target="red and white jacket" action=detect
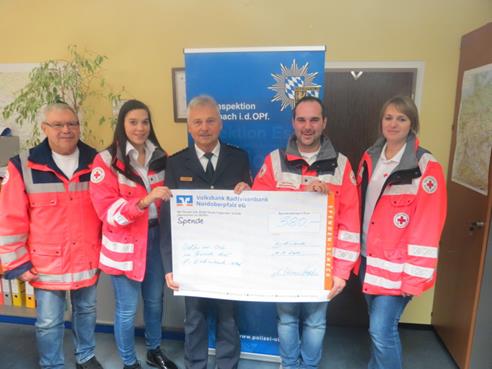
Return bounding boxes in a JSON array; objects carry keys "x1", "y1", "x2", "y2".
[
  {"x1": 89, "y1": 147, "x2": 166, "y2": 282},
  {"x1": 357, "y1": 134, "x2": 447, "y2": 296},
  {"x1": 253, "y1": 136, "x2": 360, "y2": 280},
  {"x1": 0, "y1": 139, "x2": 101, "y2": 290}
]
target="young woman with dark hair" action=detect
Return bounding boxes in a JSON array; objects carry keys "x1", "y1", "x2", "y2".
[{"x1": 90, "y1": 99, "x2": 177, "y2": 369}]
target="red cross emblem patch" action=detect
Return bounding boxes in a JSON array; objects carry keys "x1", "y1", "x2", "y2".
[
  {"x1": 393, "y1": 212, "x2": 410, "y2": 229},
  {"x1": 422, "y1": 176, "x2": 438, "y2": 194},
  {"x1": 90, "y1": 167, "x2": 105, "y2": 184}
]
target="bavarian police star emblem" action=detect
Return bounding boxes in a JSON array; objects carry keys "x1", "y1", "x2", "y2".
[
  {"x1": 90, "y1": 167, "x2": 105, "y2": 183},
  {"x1": 422, "y1": 176, "x2": 438, "y2": 194},
  {"x1": 268, "y1": 60, "x2": 320, "y2": 111},
  {"x1": 1, "y1": 170, "x2": 9, "y2": 185},
  {"x1": 393, "y1": 212, "x2": 410, "y2": 229}
]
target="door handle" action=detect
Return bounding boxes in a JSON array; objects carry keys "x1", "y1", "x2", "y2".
[{"x1": 469, "y1": 221, "x2": 485, "y2": 232}]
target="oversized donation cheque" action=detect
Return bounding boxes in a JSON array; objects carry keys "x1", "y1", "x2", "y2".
[{"x1": 170, "y1": 189, "x2": 336, "y2": 302}]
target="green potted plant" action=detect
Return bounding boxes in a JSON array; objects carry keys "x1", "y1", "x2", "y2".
[{"x1": 2, "y1": 45, "x2": 124, "y2": 148}]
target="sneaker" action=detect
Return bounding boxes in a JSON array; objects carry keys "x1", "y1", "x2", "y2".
[
  {"x1": 123, "y1": 362, "x2": 142, "y2": 369},
  {"x1": 146, "y1": 348, "x2": 178, "y2": 369},
  {"x1": 76, "y1": 356, "x2": 104, "y2": 369}
]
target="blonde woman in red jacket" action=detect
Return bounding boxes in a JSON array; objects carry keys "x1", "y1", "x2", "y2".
[
  {"x1": 90, "y1": 100, "x2": 177, "y2": 369},
  {"x1": 357, "y1": 96, "x2": 447, "y2": 369}
]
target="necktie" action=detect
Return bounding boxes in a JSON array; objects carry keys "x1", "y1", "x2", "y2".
[{"x1": 204, "y1": 152, "x2": 214, "y2": 181}]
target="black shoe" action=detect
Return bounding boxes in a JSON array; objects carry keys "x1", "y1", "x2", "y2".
[
  {"x1": 123, "y1": 362, "x2": 142, "y2": 369},
  {"x1": 76, "y1": 356, "x2": 104, "y2": 369},
  {"x1": 146, "y1": 349, "x2": 178, "y2": 369}
]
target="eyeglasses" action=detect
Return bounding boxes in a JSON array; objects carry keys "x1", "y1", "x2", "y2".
[{"x1": 43, "y1": 121, "x2": 80, "y2": 130}]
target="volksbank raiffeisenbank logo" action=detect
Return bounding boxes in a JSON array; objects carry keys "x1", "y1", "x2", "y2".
[
  {"x1": 176, "y1": 195, "x2": 193, "y2": 206},
  {"x1": 269, "y1": 60, "x2": 320, "y2": 111}
]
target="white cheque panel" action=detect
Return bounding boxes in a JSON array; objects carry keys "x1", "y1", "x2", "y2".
[{"x1": 171, "y1": 190, "x2": 332, "y2": 302}]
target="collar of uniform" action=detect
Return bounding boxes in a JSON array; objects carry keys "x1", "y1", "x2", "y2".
[
  {"x1": 28, "y1": 138, "x2": 96, "y2": 172},
  {"x1": 148, "y1": 147, "x2": 167, "y2": 172},
  {"x1": 367, "y1": 132, "x2": 420, "y2": 176},
  {"x1": 125, "y1": 140, "x2": 156, "y2": 166},
  {"x1": 285, "y1": 134, "x2": 337, "y2": 163},
  {"x1": 194, "y1": 141, "x2": 221, "y2": 160},
  {"x1": 114, "y1": 142, "x2": 166, "y2": 173},
  {"x1": 380, "y1": 143, "x2": 406, "y2": 164}
]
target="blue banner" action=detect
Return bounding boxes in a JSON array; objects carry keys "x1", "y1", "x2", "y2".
[
  {"x1": 185, "y1": 47, "x2": 325, "y2": 174},
  {"x1": 184, "y1": 46, "x2": 325, "y2": 358}
]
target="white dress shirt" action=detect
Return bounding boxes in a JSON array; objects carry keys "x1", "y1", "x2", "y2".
[
  {"x1": 361, "y1": 143, "x2": 406, "y2": 256},
  {"x1": 126, "y1": 140, "x2": 158, "y2": 220},
  {"x1": 195, "y1": 142, "x2": 221, "y2": 171}
]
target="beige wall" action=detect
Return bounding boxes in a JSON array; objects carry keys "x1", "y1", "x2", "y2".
[{"x1": 1, "y1": 0, "x2": 491, "y2": 324}]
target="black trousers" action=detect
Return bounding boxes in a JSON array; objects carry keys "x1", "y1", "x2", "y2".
[{"x1": 184, "y1": 296, "x2": 241, "y2": 369}]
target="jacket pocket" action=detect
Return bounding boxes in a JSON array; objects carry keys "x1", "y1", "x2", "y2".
[
  {"x1": 29, "y1": 195, "x2": 58, "y2": 207},
  {"x1": 31, "y1": 243, "x2": 63, "y2": 273},
  {"x1": 389, "y1": 194, "x2": 415, "y2": 207}
]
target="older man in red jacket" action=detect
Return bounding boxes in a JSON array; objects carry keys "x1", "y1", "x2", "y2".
[{"x1": 0, "y1": 103, "x2": 103, "y2": 369}]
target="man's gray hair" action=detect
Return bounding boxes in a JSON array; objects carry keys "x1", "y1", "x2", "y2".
[
  {"x1": 186, "y1": 95, "x2": 221, "y2": 118},
  {"x1": 43, "y1": 102, "x2": 78, "y2": 119}
]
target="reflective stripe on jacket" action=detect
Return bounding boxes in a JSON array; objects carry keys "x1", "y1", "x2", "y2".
[
  {"x1": 357, "y1": 134, "x2": 447, "y2": 296},
  {"x1": 252, "y1": 135, "x2": 361, "y2": 280},
  {"x1": 89, "y1": 148, "x2": 166, "y2": 282},
  {"x1": 0, "y1": 139, "x2": 101, "y2": 290}
]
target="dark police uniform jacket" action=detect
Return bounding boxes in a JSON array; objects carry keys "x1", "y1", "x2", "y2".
[{"x1": 160, "y1": 142, "x2": 251, "y2": 273}]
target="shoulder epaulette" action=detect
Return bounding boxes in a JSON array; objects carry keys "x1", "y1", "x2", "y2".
[{"x1": 223, "y1": 142, "x2": 245, "y2": 152}]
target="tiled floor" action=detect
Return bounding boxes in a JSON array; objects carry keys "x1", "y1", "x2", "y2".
[{"x1": 0, "y1": 322, "x2": 458, "y2": 369}]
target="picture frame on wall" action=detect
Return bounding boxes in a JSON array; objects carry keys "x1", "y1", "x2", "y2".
[{"x1": 172, "y1": 68, "x2": 186, "y2": 122}]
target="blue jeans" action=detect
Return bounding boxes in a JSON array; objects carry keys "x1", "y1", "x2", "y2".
[
  {"x1": 35, "y1": 284, "x2": 97, "y2": 369},
  {"x1": 277, "y1": 302, "x2": 328, "y2": 369},
  {"x1": 360, "y1": 257, "x2": 411, "y2": 369},
  {"x1": 111, "y1": 226, "x2": 164, "y2": 366}
]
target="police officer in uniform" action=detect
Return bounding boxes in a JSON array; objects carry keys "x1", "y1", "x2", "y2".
[{"x1": 161, "y1": 95, "x2": 251, "y2": 369}]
